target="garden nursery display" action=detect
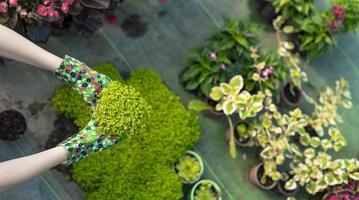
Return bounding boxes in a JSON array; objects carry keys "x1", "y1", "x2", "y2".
[{"x1": 1, "y1": 0, "x2": 359, "y2": 199}]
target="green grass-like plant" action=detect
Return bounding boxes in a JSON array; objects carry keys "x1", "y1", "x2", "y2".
[
  {"x1": 94, "y1": 81, "x2": 151, "y2": 138},
  {"x1": 53, "y1": 68, "x2": 200, "y2": 199}
]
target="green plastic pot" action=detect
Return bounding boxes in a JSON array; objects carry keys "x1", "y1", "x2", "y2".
[{"x1": 190, "y1": 179, "x2": 222, "y2": 200}]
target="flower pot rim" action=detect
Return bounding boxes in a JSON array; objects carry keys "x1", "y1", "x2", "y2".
[{"x1": 190, "y1": 179, "x2": 222, "y2": 200}]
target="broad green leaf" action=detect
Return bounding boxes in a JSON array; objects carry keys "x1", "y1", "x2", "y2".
[
  {"x1": 209, "y1": 86, "x2": 223, "y2": 101},
  {"x1": 223, "y1": 100, "x2": 236, "y2": 115},
  {"x1": 349, "y1": 172, "x2": 359, "y2": 180},
  {"x1": 229, "y1": 75, "x2": 244, "y2": 93},
  {"x1": 188, "y1": 100, "x2": 212, "y2": 112},
  {"x1": 220, "y1": 83, "x2": 232, "y2": 95}
]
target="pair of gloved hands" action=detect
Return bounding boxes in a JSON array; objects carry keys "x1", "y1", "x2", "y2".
[{"x1": 54, "y1": 55, "x2": 118, "y2": 165}]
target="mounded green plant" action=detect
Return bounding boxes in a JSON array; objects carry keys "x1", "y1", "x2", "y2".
[
  {"x1": 72, "y1": 69, "x2": 200, "y2": 199},
  {"x1": 192, "y1": 180, "x2": 221, "y2": 200},
  {"x1": 176, "y1": 153, "x2": 202, "y2": 183},
  {"x1": 94, "y1": 81, "x2": 151, "y2": 138},
  {"x1": 51, "y1": 63, "x2": 123, "y2": 129}
]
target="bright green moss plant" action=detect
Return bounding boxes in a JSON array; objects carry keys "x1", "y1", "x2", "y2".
[
  {"x1": 69, "y1": 69, "x2": 200, "y2": 199},
  {"x1": 94, "y1": 81, "x2": 151, "y2": 138}
]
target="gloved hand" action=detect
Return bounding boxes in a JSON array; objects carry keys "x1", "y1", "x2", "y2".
[{"x1": 54, "y1": 55, "x2": 119, "y2": 165}]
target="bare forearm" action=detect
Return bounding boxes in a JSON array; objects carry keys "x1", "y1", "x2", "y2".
[
  {"x1": 0, "y1": 24, "x2": 62, "y2": 71},
  {"x1": 0, "y1": 146, "x2": 68, "y2": 191}
]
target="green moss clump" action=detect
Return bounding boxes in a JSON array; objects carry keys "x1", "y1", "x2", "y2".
[
  {"x1": 51, "y1": 63, "x2": 123, "y2": 129},
  {"x1": 94, "y1": 81, "x2": 150, "y2": 138},
  {"x1": 73, "y1": 69, "x2": 200, "y2": 200}
]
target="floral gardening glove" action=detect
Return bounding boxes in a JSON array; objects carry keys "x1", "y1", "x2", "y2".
[{"x1": 54, "y1": 55, "x2": 119, "y2": 165}]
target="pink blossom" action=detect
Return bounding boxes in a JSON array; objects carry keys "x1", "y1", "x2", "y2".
[
  {"x1": 332, "y1": 5, "x2": 345, "y2": 20},
  {"x1": 37, "y1": 4, "x2": 48, "y2": 16},
  {"x1": 43, "y1": 0, "x2": 50, "y2": 5},
  {"x1": 19, "y1": 9, "x2": 27, "y2": 18},
  {"x1": 0, "y1": 2, "x2": 8, "y2": 13},
  {"x1": 48, "y1": 8, "x2": 59, "y2": 18},
  {"x1": 61, "y1": 2, "x2": 69, "y2": 14},
  {"x1": 328, "y1": 20, "x2": 341, "y2": 32},
  {"x1": 9, "y1": 0, "x2": 18, "y2": 7},
  {"x1": 220, "y1": 63, "x2": 226, "y2": 70},
  {"x1": 209, "y1": 51, "x2": 217, "y2": 60},
  {"x1": 107, "y1": 14, "x2": 118, "y2": 24}
]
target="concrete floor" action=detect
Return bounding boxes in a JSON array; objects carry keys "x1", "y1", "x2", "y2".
[{"x1": 0, "y1": 0, "x2": 359, "y2": 199}]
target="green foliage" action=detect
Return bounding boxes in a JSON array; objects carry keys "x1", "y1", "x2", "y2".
[
  {"x1": 176, "y1": 154, "x2": 201, "y2": 183},
  {"x1": 180, "y1": 20, "x2": 261, "y2": 98},
  {"x1": 194, "y1": 181, "x2": 219, "y2": 200},
  {"x1": 50, "y1": 63, "x2": 123, "y2": 129},
  {"x1": 94, "y1": 81, "x2": 150, "y2": 138},
  {"x1": 73, "y1": 69, "x2": 200, "y2": 200}
]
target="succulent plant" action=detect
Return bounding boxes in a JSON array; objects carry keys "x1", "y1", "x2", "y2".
[{"x1": 176, "y1": 154, "x2": 201, "y2": 183}]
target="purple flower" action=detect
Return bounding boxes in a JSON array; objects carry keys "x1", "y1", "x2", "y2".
[{"x1": 209, "y1": 51, "x2": 217, "y2": 60}]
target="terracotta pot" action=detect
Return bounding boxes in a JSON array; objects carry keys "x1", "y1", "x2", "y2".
[
  {"x1": 190, "y1": 179, "x2": 222, "y2": 200},
  {"x1": 280, "y1": 82, "x2": 303, "y2": 107},
  {"x1": 249, "y1": 163, "x2": 277, "y2": 190},
  {"x1": 225, "y1": 122, "x2": 251, "y2": 147},
  {"x1": 277, "y1": 180, "x2": 299, "y2": 197},
  {"x1": 174, "y1": 151, "x2": 204, "y2": 185}
]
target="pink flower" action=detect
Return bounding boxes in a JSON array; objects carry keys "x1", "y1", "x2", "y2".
[
  {"x1": 19, "y1": 9, "x2": 27, "y2": 18},
  {"x1": 43, "y1": 0, "x2": 50, "y2": 5},
  {"x1": 48, "y1": 8, "x2": 59, "y2": 18},
  {"x1": 209, "y1": 51, "x2": 217, "y2": 60},
  {"x1": 0, "y1": 2, "x2": 8, "y2": 13},
  {"x1": 37, "y1": 4, "x2": 48, "y2": 16},
  {"x1": 9, "y1": 0, "x2": 18, "y2": 7},
  {"x1": 220, "y1": 64, "x2": 226, "y2": 70},
  {"x1": 332, "y1": 5, "x2": 345, "y2": 20},
  {"x1": 61, "y1": 2, "x2": 69, "y2": 14},
  {"x1": 107, "y1": 14, "x2": 118, "y2": 24}
]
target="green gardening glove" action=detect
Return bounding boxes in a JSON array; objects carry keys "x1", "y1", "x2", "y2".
[{"x1": 54, "y1": 55, "x2": 119, "y2": 165}]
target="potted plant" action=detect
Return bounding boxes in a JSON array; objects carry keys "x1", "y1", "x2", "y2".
[
  {"x1": 285, "y1": 151, "x2": 359, "y2": 195},
  {"x1": 225, "y1": 121, "x2": 252, "y2": 147},
  {"x1": 180, "y1": 20, "x2": 261, "y2": 100},
  {"x1": 277, "y1": 172, "x2": 300, "y2": 196},
  {"x1": 175, "y1": 151, "x2": 204, "y2": 184},
  {"x1": 209, "y1": 75, "x2": 266, "y2": 158},
  {"x1": 249, "y1": 162, "x2": 277, "y2": 190},
  {"x1": 323, "y1": 178, "x2": 359, "y2": 200},
  {"x1": 280, "y1": 81, "x2": 303, "y2": 107},
  {"x1": 190, "y1": 179, "x2": 222, "y2": 200}
]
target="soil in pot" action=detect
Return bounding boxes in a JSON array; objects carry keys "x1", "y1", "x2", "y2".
[
  {"x1": 280, "y1": 82, "x2": 303, "y2": 107},
  {"x1": 277, "y1": 179, "x2": 299, "y2": 197},
  {"x1": 249, "y1": 163, "x2": 277, "y2": 190},
  {"x1": 0, "y1": 110, "x2": 27, "y2": 141}
]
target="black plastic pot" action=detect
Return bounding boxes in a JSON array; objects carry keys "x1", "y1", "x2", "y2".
[
  {"x1": 280, "y1": 82, "x2": 303, "y2": 107},
  {"x1": 0, "y1": 110, "x2": 27, "y2": 141},
  {"x1": 255, "y1": 0, "x2": 269, "y2": 9},
  {"x1": 282, "y1": 33, "x2": 301, "y2": 54}
]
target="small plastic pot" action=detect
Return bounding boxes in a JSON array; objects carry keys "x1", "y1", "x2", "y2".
[
  {"x1": 260, "y1": 3, "x2": 277, "y2": 25},
  {"x1": 280, "y1": 82, "x2": 303, "y2": 107},
  {"x1": 190, "y1": 179, "x2": 222, "y2": 200},
  {"x1": 255, "y1": 0, "x2": 269, "y2": 9},
  {"x1": 203, "y1": 98, "x2": 224, "y2": 118},
  {"x1": 225, "y1": 122, "x2": 251, "y2": 147},
  {"x1": 282, "y1": 33, "x2": 301, "y2": 54},
  {"x1": 175, "y1": 150, "x2": 204, "y2": 184},
  {"x1": 249, "y1": 163, "x2": 277, "y2": 190},
  {"x1": 277, "y1": 179, "x2": 299, "y2": 197}
]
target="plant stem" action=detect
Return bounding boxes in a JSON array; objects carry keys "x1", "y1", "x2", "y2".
[{"x1": 227, "y1": 116, "x2": 237, "y2": 158}]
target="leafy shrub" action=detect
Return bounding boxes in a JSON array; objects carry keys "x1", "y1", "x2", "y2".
[
  {"x1": 71, "y1": 69, "x2": 200, "y2": 199},
  {"x1": 94, "y1": 81, "x2": 150, "y2": 138},
  {"x1": 51, "y1": 63, "x2": 123, "y2": 129}
]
